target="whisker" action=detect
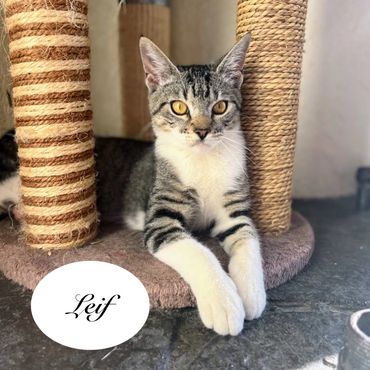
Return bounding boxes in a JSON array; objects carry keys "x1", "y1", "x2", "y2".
[
  {"x1": 221, "y1": 136, "x2": 256, "y2": 156},
  {"x1": 7, "y1": 203, "x2": 16, "y2": 229},
  {"x1": 225, "y1": 130, "x2": 254, "y2": 155},
  {"x1": 221, "y1": 138, "x2": 256, "y2": 165},
  {"x1": 220, "y1": 141, "x2": 250, "y2": 178}
]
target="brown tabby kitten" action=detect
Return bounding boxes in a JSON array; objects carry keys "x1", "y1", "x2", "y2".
[{"x1": 0, "y1": 34, "x2": 266, "y2": 335}]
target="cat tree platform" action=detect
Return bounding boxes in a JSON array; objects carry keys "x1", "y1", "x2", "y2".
[
  {"x1": 0, "y1": 211, "x2": 314, "y2": 308},
  {"x1": 0, "y1": 0, "x2": 312, "y2": 309}
]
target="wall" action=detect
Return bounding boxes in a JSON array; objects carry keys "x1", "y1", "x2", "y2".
[
  {"x1": 170, "y1": 0, "x2": 237, "y2": 65},
  {"x1": 293, "y1": 0, "x2": 370, "y2": 197},
  {"x1": 89, "y1": 0, "x2": 123, "y2": 137}
]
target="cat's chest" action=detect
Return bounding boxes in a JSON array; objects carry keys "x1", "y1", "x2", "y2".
[
  {"x1": 181, "y1": 156, "x2": 234, "y2": 199},
  {"x1": 164, "y1": 145, "x2": 244, "y2": 224}
]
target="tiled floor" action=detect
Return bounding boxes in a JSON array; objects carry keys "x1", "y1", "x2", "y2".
[{"x1": 0, "y1": 197, "x2": 369, "y2": 369}]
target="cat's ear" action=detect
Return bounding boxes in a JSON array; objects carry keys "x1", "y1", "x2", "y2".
[
  {"x1": 139, "y1": 37, "x2": 179, "y2": 92},
  {"x1": 216, "y1": 33, "x2": 251, "y2": 89}
]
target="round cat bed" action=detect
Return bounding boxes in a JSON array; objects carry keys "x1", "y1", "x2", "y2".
[{"x1": 0, "y1": 211, "x2": 314, "y2": 309}]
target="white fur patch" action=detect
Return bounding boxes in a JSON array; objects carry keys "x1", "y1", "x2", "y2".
[
  {"x1": 155, "y1": 237, "x2": 245, "y2": 335},
  {"x1": 156, "y1": 130, "x2": 246, "y2": 229},
  {"x1": 228, "y1": 238, "x2": 266, "y2": 320},
  {"x1": 124, "y1": 210, "x2": 146, "y2": 231},
  {"x1": 0, "y1": 174, "x2": 20, "y2": 208},
  {"x1": 153, "y1": 128, "x2": 266, "y2": 333}
]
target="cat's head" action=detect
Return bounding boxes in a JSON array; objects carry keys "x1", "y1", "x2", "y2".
[{"x1": 139, "y1": 34, "x2": 251, "y2": 149}]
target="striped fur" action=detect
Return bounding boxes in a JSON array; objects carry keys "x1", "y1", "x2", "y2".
[
  {"x1": 140, "y1": 35, "x2": 266, "y2": 335},
  {"x1": 1, "y1": 35, "x2": 266, "y2": 335},
  {"x1": 0, "y1": 130, "x2": 20, "y2": 218}
]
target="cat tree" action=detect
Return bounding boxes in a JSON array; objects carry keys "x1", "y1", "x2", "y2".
[
  {"x1": 0, "y1": 0, "x2": 313, "y2": 308},
  {"x1": 4, "y1": 0, "x2": 97, "y2": 249}
]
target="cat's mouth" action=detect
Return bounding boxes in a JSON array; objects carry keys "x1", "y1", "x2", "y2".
[
  {"x1": 191, "y1": 138, "x2": 219, "y2": 150},
  {"x1": 193, "y1": 139, "x2": 210, "y2": 146}
]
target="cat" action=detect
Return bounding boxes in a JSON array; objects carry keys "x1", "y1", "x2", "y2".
[
  {"x1": 0, "y1": 129, "x2": 20, "y2": 219},
  {"x1": 0, "y1": 33, "x2": 266, "y2": 336}
]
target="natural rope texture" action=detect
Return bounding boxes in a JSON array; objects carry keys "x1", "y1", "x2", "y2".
[
  {"x1": 119, "y1": 3, "x2": 169, "y2": 141},
  {"x1": 237, "y1": 0, "x2": 307, "y2": 234},
  {"x1": 5, "y1": 0, "x2": 97, "y2": 249}
]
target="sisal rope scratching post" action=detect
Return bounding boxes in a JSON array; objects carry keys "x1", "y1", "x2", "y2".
[
  {"x1": 237, "y1": 0, "x2": 308, "y2": 234},
  {"x1": 119, "y1": 0, "x2": 170, "y2": 141},
  {"x1": 4, "y1": 0, "x2": 97, "y2": 249}
]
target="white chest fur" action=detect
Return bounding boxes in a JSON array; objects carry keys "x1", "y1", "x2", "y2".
[{"x1": 156, "y1": 133, "x2": 246, "y2": 228}]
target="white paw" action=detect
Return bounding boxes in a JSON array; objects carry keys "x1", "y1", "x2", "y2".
[
  {"x1": 124, "y1": 210, "x2": 146, "y2": 231},
  {"x1": 228, "y1": 242, "x2": 266, "y2": 321},
  {"x1": 196, "y1": 274, "x2": 245, "y2": 336}
]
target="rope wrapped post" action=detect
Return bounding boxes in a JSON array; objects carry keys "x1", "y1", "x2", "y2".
[
  {"x1": 119, "y1": 0, "x2": 170, "y2": 141},
  {"x1": 4, "y1": 0, "x2": 97, "y2": 249},
  {"x1": 237, "y1": 0, "x2": 308, "y2": 234}
]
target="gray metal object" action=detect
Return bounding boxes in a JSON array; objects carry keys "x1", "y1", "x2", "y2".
[
  {"x1": 337, "y1": 309, "x2": 370, "y2": 370},
  {"x1": 356, "y1": 167, "x2": 370, "y2": 211}
]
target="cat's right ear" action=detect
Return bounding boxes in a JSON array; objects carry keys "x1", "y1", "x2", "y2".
[{"x1": 139, "y1": 37, "x2": 179, "y2": 92}]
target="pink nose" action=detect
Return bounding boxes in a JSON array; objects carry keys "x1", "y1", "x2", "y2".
[{"x1": 194, "y1": 129, "x2": 209, "y2": 140}]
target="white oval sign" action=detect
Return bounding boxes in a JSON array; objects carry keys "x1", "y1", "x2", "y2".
[{"x1": 31, "y1": 261, "x2": 150, "y2": 350}]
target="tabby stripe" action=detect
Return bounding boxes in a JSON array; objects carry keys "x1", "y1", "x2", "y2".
[
  {"x1": 225, "y1": 190, "x2": 239, "y2": 196},
  {"x1": 152, "y1": 102, "x2": 167, "y2": 116},
  {"x1": 152, "y1": 227, "x2": 183, "y2": 251},
  {"x1": 147, "y1": 208, "x2": 186, "y2": 227},
  {"x1": 154, "y1": 195, "x2": 190, "y2": 205},
  {"x1": 182, "y1": 88, "x2": 188, "y2": 100},
  {"x1": 144, "y1": 224, "x2": 168, "y2": 244},
  {"x1": 204, "y1": 73, "x2": 211, "y2": 98},
  {"x1": 216, "y1": 223, "x2": 248, "y2": 242},
  {"x1": 232, "y1": 100, "x2": 242, "y2": 111},
  {"x1": 183, "y1": 190, "x2": 197, "y2": 202},
  {"x1": 224, "y1": 197, "x2": 249, "y2": 208},
  {"x1": 208, "y1": 219, "x2": 216, "y2": 231},
  {"x1": 230, "y1": 210, "x2": 250, "y2": 218}
]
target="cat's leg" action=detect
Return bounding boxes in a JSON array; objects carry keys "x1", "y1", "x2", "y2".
[
  {"x1": 0, "y1": 173, "x2": 20, "y2": 207},
  {"x1": 124, "y1": 210, "x2": 146, "y2": 231},
  {"x1": 145, "y1": 209, "x2": 245, "y2": 335},
  {"x1": 0, "y1": 173, "x2": 21, "y2": 219},
  {"x1": 211, "y1": 194, "x2": 266, "y2": 321}
]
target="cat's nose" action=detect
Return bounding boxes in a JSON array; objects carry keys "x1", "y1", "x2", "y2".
[{"x1": 194, "y1": 128, "x2": 210, "y2": 141}]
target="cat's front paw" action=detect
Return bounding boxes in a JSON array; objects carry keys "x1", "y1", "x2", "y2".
[
  {"x1": 196, "y1": 274, "x2": 245, "y2": 336},
  {"x1": 228, "y1": 241, "x2": 266, "y2": 321}
]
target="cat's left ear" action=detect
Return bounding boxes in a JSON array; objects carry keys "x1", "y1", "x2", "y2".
[{"x1": 216, "y1": 33, "x2": 251, "y2": 89}]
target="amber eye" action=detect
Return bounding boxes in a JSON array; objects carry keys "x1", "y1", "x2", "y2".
[
  {"x1": 171, "y1": 100, "x2": 188, "y2": 115},
  {"x1": 212, "y1": 100, "x2": 228, "y2": 115}
]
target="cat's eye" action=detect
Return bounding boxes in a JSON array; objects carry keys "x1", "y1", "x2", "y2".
[
  {"x1": 212, "y1": 100, "x2": 228, "y2": 115},
  {"x1": 171, "y1": 100, "x2": 188, "y2": 115}
]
